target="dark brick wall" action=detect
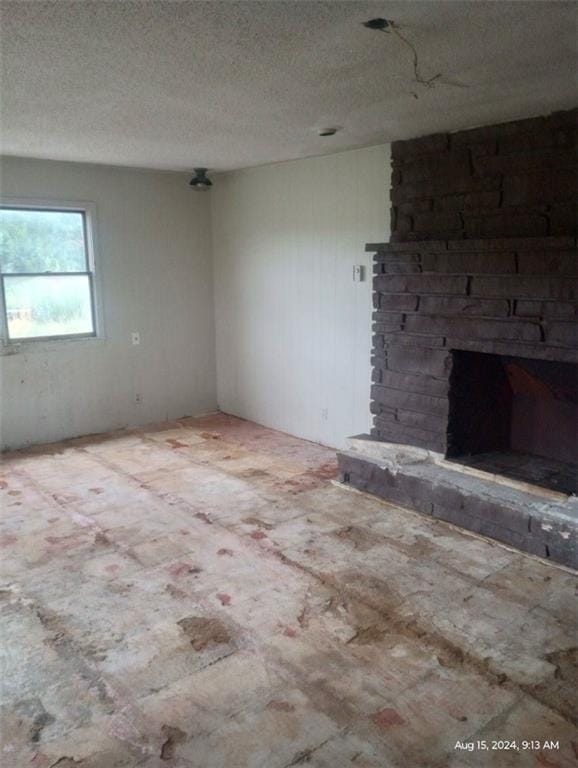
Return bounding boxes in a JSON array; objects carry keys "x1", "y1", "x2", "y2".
[
  {"x1": 390, "y1": 109, "x2": 577, "y2": 242},
  {"x1": 351, "y1": 114, "x2": 578, "y2": 564},
  {"x1": 369, "y1": 236, "x2": 577, "y2": 453}
]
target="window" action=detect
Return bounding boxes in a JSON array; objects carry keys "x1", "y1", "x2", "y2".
[{"x1": 0, "y1": 204, "x2": 97, "y2": 342}]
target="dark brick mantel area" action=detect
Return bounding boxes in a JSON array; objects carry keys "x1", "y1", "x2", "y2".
[
  {"x1": 369, "y1": 108, "x2": 578, "y2": 454},
  {"x1": 338, "y1": 109, "x2": 578, "y2": 569},
  {"x1": 390, "y1": 109, "x2": 577, "y2": 242},
  {"x1": 369, "y1": 235, "x2": 577, "y2": 453}
]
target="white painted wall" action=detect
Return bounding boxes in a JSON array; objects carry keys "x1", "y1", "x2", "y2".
[
  {"x1": 0, "y1": 157, "x2": 217, "y2": 449},
  {"x1": 211, "y1": 145, "x2": 390, "y2": 449},
  {"x1": 1, "y1": 146, "x2": 389, "y2": 451}
]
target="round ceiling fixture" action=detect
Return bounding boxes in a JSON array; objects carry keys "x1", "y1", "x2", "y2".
[
  {"x1": 189, "y1": 168, "x2": 212, "y2": 190},
  {"x1": 362, "y1": 18, "x2": 391, "y2": 31}
]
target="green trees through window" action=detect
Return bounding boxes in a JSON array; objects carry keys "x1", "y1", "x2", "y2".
[
  {"x1": 0, "y1": 208, "x2": 87, "y2": 273},
  {"x1": 0, "y1": 207, "x2": 96, "y2": 340}
]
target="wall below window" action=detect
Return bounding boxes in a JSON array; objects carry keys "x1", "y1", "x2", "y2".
[
  {"x1": 211, "y1": 145, "x2": 390, "y2": 449},
  {"x1": 0, "y1": 157, "x2": 217, "y2": 449}
]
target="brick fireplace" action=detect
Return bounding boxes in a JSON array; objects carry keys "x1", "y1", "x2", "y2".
[{"x1": 338, "y1": 109, "x2": 577, "y2": 569}]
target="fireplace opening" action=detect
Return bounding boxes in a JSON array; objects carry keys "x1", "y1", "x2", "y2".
[{"x1": 447, "y1": 351, "x2": 577, "y2": 495}]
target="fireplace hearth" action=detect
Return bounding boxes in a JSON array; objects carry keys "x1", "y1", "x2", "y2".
[
  {"x1": 338, "y1": 110, "x2": 577, "y2": 568},
  {"x1": 337, "y1": 234, "x2": 577, "y2": 568}
]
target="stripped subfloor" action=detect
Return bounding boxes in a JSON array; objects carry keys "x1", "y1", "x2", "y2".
[{"x1": 1, "y1": 414, "x2": 576, "y2": 768}]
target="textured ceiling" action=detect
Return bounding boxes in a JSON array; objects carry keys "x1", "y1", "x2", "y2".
[{"x1": 1, "y1": 1, "x2": 577, "y2": 171}]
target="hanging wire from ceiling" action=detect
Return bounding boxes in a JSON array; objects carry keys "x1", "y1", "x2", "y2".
[
  {"x1": 363, "y1": 18, "x2": 445, "y2": 99},
  {"x1": 388, "y1": 22, "x2": 442, "y2": 95}
]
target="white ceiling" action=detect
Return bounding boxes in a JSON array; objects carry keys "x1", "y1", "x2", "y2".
[{"x1": 1, "y1": 1, "x2": 576, "y2": 172}]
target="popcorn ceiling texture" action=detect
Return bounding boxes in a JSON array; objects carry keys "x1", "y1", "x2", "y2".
[{"x1": 1, "y1": 0, "x2": 577, "y2": 170}]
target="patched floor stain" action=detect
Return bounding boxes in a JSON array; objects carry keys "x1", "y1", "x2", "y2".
[
  {"x1": 177, "y1": 616, "x2": 232, "y2": 651},
  {"x1": 160, "y1": 724, "x2": 187, "y2": 760},
  {"x1": 0, "y1": 413, "x2": 576, "y2": 767}
]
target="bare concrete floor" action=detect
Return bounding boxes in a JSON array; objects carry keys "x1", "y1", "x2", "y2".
[{"x1": 1, "y1": 414, "x2": 576, "y2": 768}]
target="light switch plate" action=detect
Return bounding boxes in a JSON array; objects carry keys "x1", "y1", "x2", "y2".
[
  {"x1": 131, "y1": 332, "x2": 140, "y2": 345},
  {"x1": 353, "y1": 265, "x2": 365, "y2": 282}
]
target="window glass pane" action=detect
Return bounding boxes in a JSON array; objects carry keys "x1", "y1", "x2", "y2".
[
  {"x1": 0, "y1": 208, "x2": 87, "y2": 273},
  {"x1": 4, "y1": 275, "x2": 94, "y2": 339}
]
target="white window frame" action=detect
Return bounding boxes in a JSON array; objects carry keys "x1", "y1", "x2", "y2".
[{"x1": 0, "y1": 198, "x2": 104, "y2": 349}]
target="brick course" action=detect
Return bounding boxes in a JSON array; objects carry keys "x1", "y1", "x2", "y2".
[
  {"x1": 369, "y1": 111, "x2": 577, "y2": 455},
  {"x1": 369, "y1": 237, "x2": 577, "y2": 451},
  {"x1": 390, "y1": 109, "x2": 577, "y2": 242}
]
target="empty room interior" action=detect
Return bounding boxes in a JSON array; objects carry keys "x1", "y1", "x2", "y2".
[{"x1": 1, "y1": 1, "x2": 577, "y2": 767}]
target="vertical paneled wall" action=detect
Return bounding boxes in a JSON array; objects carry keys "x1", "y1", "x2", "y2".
[{"x1": 212, "y1": 145, "x2": 390, "y2": 449}]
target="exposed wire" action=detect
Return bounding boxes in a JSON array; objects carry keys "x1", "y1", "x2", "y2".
[
  {"x1": 363, "y1": 18, "x2": 443, "y2": 99},
  {"x1": 388, "y1": 21, "x2": 442, "y2": 93}
]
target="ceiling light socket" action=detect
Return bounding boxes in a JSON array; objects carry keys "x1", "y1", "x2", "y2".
[
  {"x1": 189, "y1": 168, "x2": 212, "y2": 190},
  {"x1": 317, "y1": 127, "x2": 339, "y2": 137},
  {"x1": 363, "y1": 18, "x2": 391, "y2": 31}
]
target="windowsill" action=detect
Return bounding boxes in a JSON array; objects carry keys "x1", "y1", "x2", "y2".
[{"x1": 0, "y1": 335, "x2": 106, "y2": 356}]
